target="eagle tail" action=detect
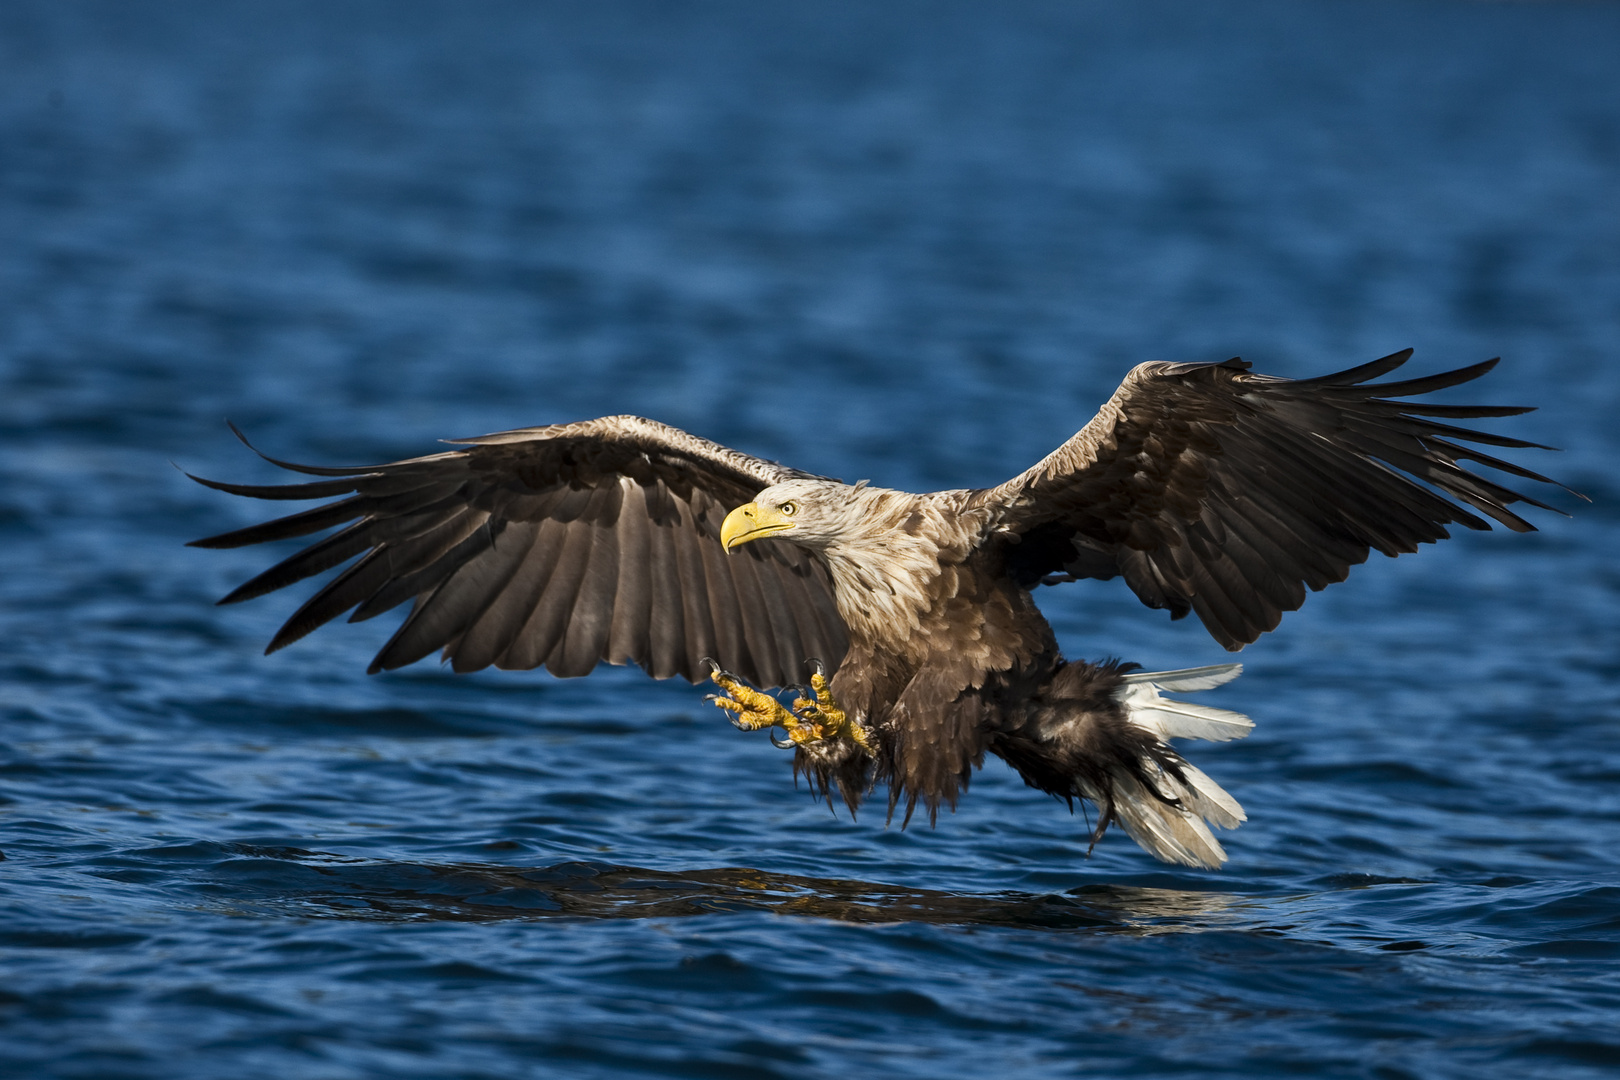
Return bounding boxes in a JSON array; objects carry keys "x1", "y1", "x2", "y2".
[
  {"x1": 999, "y1": 660, "x2": 1254, "y2": 868},
  {"x1": 1102, "y1": 665, "x2": 1252, "y2": 868}
]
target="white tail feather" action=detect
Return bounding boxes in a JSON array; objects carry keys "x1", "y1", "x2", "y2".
[
  {"x1": 1089, "y1": 764, "x2": 1229, "y2": 869},
  {"x1": 1117, "y1": 665, "x2": 1254, "y2": 743},
  {"x1": 1176, "y1": 762, "x2": 1246, "y2": 828},
  {"x1": 1105, "y1": 664, "x2": 1252, "y2": 868},
  {"x1": 1119, "y1": 662, "x2": 1242, "y2": 692}
]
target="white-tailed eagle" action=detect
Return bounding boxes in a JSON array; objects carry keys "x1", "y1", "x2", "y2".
[{"x1": 191, "y1": 351, "x2": 1569, "y2": 867}]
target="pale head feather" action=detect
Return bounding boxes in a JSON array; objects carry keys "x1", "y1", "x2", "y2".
[{"x1": 748, "y1": 479, "x2": 979, "y2": 644}]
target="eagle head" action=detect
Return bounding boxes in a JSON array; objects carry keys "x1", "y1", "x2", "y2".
[{"x1": 721, "y1": 478, "x2": 854, "y2": 553}]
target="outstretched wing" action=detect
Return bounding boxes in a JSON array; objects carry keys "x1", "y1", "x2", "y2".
[
  {"x1": 190, "y1": 415, "x2": 849, "y2": 687},
  {"x1": 982, "y1": 350, "x2": 1572, "y2": 650}
]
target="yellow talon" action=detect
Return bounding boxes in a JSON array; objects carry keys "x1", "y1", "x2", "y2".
[
  {"x1": 708, "y1": 668, "x2": 796, "y2": 732},
  {"x1": 791, "y1": 670, "x2": 877, "y2": 752},
  {"x1": 708, "y1": 664, "x2": 874, "y2": 753}
]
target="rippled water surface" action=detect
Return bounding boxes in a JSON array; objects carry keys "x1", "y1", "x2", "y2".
[{"x1": 3, "y1": 2, "x2": 1619, "y2": 1077}]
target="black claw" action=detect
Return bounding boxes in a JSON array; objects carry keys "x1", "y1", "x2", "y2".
[
  {"x1": 785, "y1": 683, "x2": 810, "y2": 703},
  {"x1": 769, "y1": 732, "x2": 796, "y2": 749},
  {"x1": 805, "y1": 657, "x2": 824, "y2": 678}
]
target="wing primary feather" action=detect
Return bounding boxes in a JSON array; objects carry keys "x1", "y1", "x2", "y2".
[
  {"x1": 1238, "y1": 423, "x2": 1469, "y2": 543},
  {"x1": 1202, "y1": 507, "x2": 1304, "y2": 616},
  {"x1": 1417, "y1": 436, "x2": 1569, "y2": 494},
  {"x1": 528, "y1": 523, "x2": 595, "y2": 676},
  {"x1": 215, "y1": 495, "x2": 473, "y2": 604},
  {"x1": 283, "y1": 512, "x2": 485, "y2": 638},
  {"x1": 1284, "y1": 348, "x2": 1413, "y2": 387},
  {"x1": 724, "y1": 535, "x2": 784, "y2": 687},
  {"x1": 190, "y1": 496, "x2": 367, "y2": 550},
  {"x1": 445, "y1": 520, "x2": 550, "y2": 673},
  {"x1": 749, "y1": 545, "x2": 806, "y2": 686},
  {"x1": 606, "y1": 480, "x2": 652, "y2": 667},
  {"x1": 368, "y1": 584, "x2": 449, "y2": 674},
  {"x1": 1336, "y1": 434, "x2": 1547, "y2": 528},
  {"x1": 191, "y1": 480, "x2": 468, "y2": 550},
  {"x1": 693, "y1": 490, "x2": 748, "y2": 678},
  {"x1": 1353, "y1": 357, "x2": 1500, "y2": 398},
  {"x1": 1201, "y1": 437, "x2": 1398, "y2": 557},
  {"x1": 349, "y1": 513, "x2": 492, "y2": 622},
  {"x1": 440, "y1": 485, "x2": 592, "y2": 670},
  {"x1": 1225, "y1": 486, "x2": 1366, "y2": 587},
  {"x1": 223, "y1": 422, "x2": 394, "y2": 477},
  {"x1": 1220, "y1": 432, "x2": 1430, "y2": 552},
  {"x1": 185, "y1": 473, "x2": 361, "y2": 501},
  {"x1": 1374, "y1": 415, "x2": 1552, "y2": 451},
  {"x1": 267, "y1": 546, "x2": 412, "y2": 652},
  {"x1": 1394, "y1": 403, "x2": 1535, "y2": 419},
  {"x1": 217, "y1": 518, "x2": 377, "y2": 604},
  {"x1": 457, "y1": 519, "x2": 564, "y2": 672},
  {"x1": 777, "y1": 556, "x2": 838, "y2": 678},
  {"x1": 370, "y1": 520, "x2": 535, "y2": 673},
  {"x1": 549, "y1": 485, "x2": 623, "y2": 677},
  {"x1": 667, "y1": 502, "x2": 720, "y2": 681},
  {"x1": 1162, "y1": 538, "x2": 1261, "y2": 647},
  {"x1": 643, "y1": 484, "x2": 687, "y2": 680},
  {"x1": 1207, "y1": 500, "x2": 1312, "y2": 607}
]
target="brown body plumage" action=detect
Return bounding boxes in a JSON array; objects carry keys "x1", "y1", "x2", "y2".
[{"x1": 191, "y1": 351, "x2": 1570, "y2": 867}]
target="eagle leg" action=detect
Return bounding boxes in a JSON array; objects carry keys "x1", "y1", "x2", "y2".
[
  {"x1": 707, "y1": 667, "x2": 798, "y2": 733},
  {"x1": 705, "y1": 664, "x2": 872, "y2": 752},
  {"x1": 790, "y1": 666, "x2": 876, "y2": 754}
]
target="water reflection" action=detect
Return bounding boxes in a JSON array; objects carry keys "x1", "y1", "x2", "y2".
[{"x1": 194, "y1": 848, "x2": 1244, "y2": 931}]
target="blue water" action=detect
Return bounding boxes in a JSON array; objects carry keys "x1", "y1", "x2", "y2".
[{"x1": 3, "y1": 1, "x2": 1619, "y2": 1076}]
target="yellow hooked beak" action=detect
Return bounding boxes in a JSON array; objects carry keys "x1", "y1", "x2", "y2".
[{"x1": 721, "y1": 502, "x2": 795, "y2": 552}]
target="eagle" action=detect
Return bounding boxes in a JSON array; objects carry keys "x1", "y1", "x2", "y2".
[{"x1": 190, "y1": 350, "x2": 1567, "y2": 868}]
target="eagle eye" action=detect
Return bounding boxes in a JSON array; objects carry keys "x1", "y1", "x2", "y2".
[{"x1": 780, "y1": 501, "x2": 798, "y2": 516}]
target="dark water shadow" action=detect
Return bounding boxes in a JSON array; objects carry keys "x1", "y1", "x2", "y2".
[{"x1": 142, "y1": 844, "x2": 1244, "y2": 931}]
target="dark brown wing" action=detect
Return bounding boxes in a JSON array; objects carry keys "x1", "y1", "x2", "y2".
[
  {"x1": 190, "y1": 415, "x2": 849, "y2": 687},
  {"x1": 982, "y1": 350, "x2": 1573, "y2": 651}
]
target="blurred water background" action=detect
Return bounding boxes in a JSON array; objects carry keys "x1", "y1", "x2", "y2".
[{"x1": 2, "y1": 1, "x2": 1619, "y2": 1077}]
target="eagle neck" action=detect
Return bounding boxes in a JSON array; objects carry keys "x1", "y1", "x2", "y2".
[{"x1": 816, "y1": 489, "x2": 980, "y2": 647}]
